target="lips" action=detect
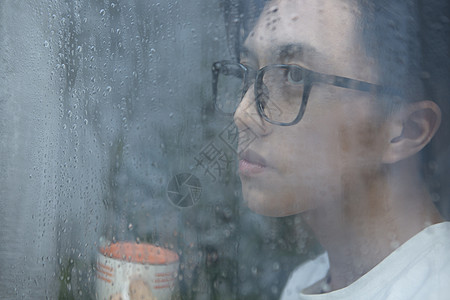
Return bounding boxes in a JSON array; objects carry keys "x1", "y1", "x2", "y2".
[{"x1": 239, "y1": 149, "x2": 267, "y2": 176}]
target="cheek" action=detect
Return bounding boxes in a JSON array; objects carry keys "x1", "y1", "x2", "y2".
[
  {"x1": 274, "y1": 121, "x2": 342, "y2": 175},
  {"x1": 275, "y1": 103, "x2": 386, "y2": 184},
  {"x1": 335, "y1": 107, "x2": 386, "y2": 164}
]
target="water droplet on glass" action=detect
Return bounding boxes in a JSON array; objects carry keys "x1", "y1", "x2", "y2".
[
  {"x1": 272, "y1": 262, "x2": 280, "y2": 271},
  {"x1": 128, "y1": 223, "x2": 133, "y2": 230},
  {"x1": 169, "y1": 112, "x2": 174, "y2": 118},
  {"x1": 44, "y1": 40, "x2": 49, "y2": 48},
  {"x1": 390, "y1": 240, "x2": 400, "y2": 249},
  {"x1": 432, "y1": 193, "x2": 440, "y2": 202},
  {"x1": 251, "y1": 266, "x2": 258, "y2": 275},
  {"x1": 271, "y1": 285, "x2": 279, "y2": 294},
  {"x1": 99, "y1": 9, "x2": 106, "y2": 16}
]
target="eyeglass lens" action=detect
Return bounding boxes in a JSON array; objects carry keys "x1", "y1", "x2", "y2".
[
  {"x1": 214, "y1": 62, "x2": 247, "y2": 115},
  {"x1": 258, "y1": 65, "x2": 305, "y2": 124},
  {"x1": 214, "y1": 62, "x2": 306, "y2": 124}
]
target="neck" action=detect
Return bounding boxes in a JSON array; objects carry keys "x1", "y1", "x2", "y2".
[{"x1": 301, "y1": 157, "x2": 443, "y2": 291}]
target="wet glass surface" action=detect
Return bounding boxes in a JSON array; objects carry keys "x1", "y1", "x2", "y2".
[{"x1": 0, "y1": 0, "x2": 449, "y2": 299}]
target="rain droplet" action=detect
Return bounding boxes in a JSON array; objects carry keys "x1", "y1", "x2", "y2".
[
  {"x1": 169, "y1": 112, "x2": 174, "y2": 118},
  {"x1": 251, "y1": 266, "x2": 258, "y2": 275},
  {"x1": 271, "y1": 285, "x2": 279, "y2": 294},
  {"x1": 106, "y1": 86, "x2": 112, "y2": 93},
  {"x1": 128, "y1": 223, "x2": 133, "y2": 230},
  {"x1": 99, "y1": 9, "x2": 105, "y2": 16},
  {"x1": 272, "y1": 262, "x2": 280, "y2": 271},
  {"x1": 44, "y1": 40, "x2": 49, "y2": 48}
]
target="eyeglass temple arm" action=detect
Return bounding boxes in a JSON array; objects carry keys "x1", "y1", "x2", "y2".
[{"x1": 312, "y1": 72, "x2": 401, "y2": 96}]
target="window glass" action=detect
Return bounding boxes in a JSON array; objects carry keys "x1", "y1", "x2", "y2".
[{"x1": 0, "y1": 0, "x2": 449, "y2": 299}]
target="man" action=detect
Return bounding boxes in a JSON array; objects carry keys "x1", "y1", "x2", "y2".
[{"x1": 213, "y1": 0, "x2": 449, "y2": 298}]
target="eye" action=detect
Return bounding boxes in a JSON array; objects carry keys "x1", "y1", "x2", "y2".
[{"x1": 287, "y1": 67, "x2": 303, "y2": 84}]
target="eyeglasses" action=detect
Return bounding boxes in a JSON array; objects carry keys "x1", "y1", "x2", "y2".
[{"x1": 212, "y1": 61, "x2": 398, "y2": 126}]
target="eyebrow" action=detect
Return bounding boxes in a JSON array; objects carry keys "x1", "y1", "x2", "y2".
[{"x1": 240, "y1": 43, "x2": 325, "y2": 66}]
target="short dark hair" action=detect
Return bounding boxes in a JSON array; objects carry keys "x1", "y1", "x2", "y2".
[
  {"x1": 220, "y1": 0, "x2": 267, "y2": 60},
  {"x1": 355, "y1": 0, "x2": 424, "y2": 109}
]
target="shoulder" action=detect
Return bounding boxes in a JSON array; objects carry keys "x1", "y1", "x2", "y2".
[
  {"x1": 358, "y1": 222, "x2": 450, "y2": 300},
  {"x1": 383, "y1": 222, "x2": 450, "y2": 299},
  {"x1": 289, "y1": 223, "x2": 450, "y2": 300}
]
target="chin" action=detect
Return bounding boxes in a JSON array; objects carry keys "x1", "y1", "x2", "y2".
[
  {"x1": 244, "y1": 188, "x2": 310, "y2": 217},
  {"x1": 248, "y1": 205, "x2": 300, "y2": 217}
]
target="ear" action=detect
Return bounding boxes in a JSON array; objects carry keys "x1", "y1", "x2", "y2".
[{"x1": 382, "y1": 101, "x2": 441, "y2": 164}]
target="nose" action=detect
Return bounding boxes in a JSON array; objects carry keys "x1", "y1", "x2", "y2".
[{"x1": 233, "y1": 84, "x2": 272, "y2": 137}]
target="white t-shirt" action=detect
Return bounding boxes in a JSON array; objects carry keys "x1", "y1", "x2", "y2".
[{"x1": 281, "y1": 222, "x2": 450, "y2": 300}]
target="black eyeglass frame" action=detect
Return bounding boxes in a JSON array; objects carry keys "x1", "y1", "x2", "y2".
[{"x1": 212, "y1": 60, "x2": 399, "y2": 126}]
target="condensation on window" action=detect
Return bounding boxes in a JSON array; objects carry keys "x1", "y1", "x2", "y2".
[{"x1": 0, "y1": 0, "x2": 448, "y2": 299}]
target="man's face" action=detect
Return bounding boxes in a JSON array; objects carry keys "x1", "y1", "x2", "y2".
[{"x1": 234, "y1": 0, "x2": 389, "y2": 216}]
